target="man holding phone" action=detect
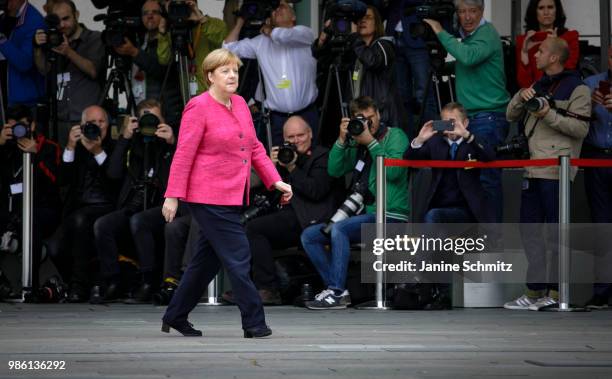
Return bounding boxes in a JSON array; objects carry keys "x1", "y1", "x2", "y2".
[{"x1": 582, "y1": 45, "x2": 612, "y2": 310}]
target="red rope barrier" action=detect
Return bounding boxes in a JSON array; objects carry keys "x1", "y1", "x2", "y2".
[{"x1": 384, "y1": 158, "x2": 612, "y2": 169}]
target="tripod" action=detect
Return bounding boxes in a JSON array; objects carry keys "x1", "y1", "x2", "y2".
[
  {"x1": 99, "y1": 53, "x2": 137, "y2": 118},
  {"x1": 160, "y1": 27, "x2": 192, "y2": 109}
]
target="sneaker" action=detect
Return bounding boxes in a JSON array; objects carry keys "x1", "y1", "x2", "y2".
[
  {"x1": 313, "y1": 289, "x2": 333, "y2": 301},
  {"x1": 306, "y1": 290, "x2": 347, "y2": 310},
  {"x1": 528, "y1": 296, "x2": 558, "y2": 311},
  {"x1": 585, "y1": 295, "x2": 609, "y2": 310},
  {"x1": 503, "y1": 294, "x2": 538, "y2": 310},
  {"x1": 339, "y1": 290, "x2": 351, "y2": 306}
]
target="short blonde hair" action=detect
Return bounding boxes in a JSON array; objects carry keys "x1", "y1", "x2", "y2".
[{"x1": 202, "y1": 48, "x2": 243, "y2": 86}]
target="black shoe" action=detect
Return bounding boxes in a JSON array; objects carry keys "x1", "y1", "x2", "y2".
[
  {"x1": 161, "y1": 320, "x2": 202, "y2": 337},
  {"x1": 89, "y1": 285, "x2": 103, "y2": 304},
  {"x1": 124, "y1": 283, "x2": 153, "y2": 304},
  {"x1": 585, "y1": 295, "x2": 609, "y2": 310},
  {"x1": 153, "y1": 283, "x2": 177, "y2": 306},
  {"x1": 67, "y1": 287, "x2": 88, "y2": 303},
  {"x1": 90, "y1": 283, "x2": 123, "y2": 304},
  {"x1": 243, "y1": 326, "x2": 272, "y2": 338}
]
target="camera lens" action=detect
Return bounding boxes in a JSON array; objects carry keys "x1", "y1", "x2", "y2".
[
  {"x1": 138, "y1": 113, "x2": 160, "y2": 138},
  {"x1": 347, "y1": 117, "x2": 368, "y2": 136},
  {"x1": 278, "y1": 143, "x2": 297, "y2": 164},
  {"x1": 525, "y1": 97, "x2": 545, "y2": 113},
  {"x1": 81, "y1": 122, "x2": 101, "y2": 140},
  {"x1": 11, "y1": 122, "x2": 29, "y2": 139}
]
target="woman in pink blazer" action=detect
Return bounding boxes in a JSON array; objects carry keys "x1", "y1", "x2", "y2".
[{"x1": 160, "y1": 49, "x2": 292, "y2": 338}]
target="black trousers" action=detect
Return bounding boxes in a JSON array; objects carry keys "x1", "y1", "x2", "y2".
[
  {"x1": 94, "y1": 206, "x2": 165, "y2": 281},
  {"x1": 53, "y1": 204, "x2": 114, "y2": 290},
  {"x1": 163, "y1": 204, "x2": 266, "y2": 330},
  {"x1": 584, "y1": 155, "x2": 612, "y2": 296},
  {"x1": 246, "y1": 207, "x2": 302, "y2": 290}
]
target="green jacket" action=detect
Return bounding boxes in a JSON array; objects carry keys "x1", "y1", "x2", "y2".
[
  {"x1": 157, "y1": 17, "x2": 227, "y2": 95},
  {"x1": 437, "y1": 22, "x2": 510, "y2": 116},
  {"x1": 328, "y1": 127, "x2": 410, "y2": 221}
]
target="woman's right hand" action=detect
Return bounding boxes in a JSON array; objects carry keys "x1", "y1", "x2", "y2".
[{"x1": 162, "y1": 197, "x2": 179, "y2": 223}]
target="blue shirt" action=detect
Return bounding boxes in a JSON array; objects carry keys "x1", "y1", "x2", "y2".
[{"x1": 584, "y1": 72, "x2": 612, "y2": 149}]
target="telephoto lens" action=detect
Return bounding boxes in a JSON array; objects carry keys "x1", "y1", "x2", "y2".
[
  {"x1": 81, "y1": 122, "x2": 101, "y2": 140},
  {"x1": 138, "y1": 112, "x2": 160, "y2": 138},
  {"x1": 347, "y1": 115, "x2": 369, "y2": 136},
  {"x1": 321, "y1": 192, "x2": 365, "y2": 236},
  {"x1": 524, "y1": 97, "x2": 547, "y2": 113},
  {"x1": 277, "y1": 142, "x2": 297, "y2": 164}
]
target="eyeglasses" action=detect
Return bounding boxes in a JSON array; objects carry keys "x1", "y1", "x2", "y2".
[{"x1": 142, "y1": 9, "x2": 161, "y2": 16}]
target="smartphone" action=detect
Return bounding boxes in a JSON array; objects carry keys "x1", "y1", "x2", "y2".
[
  {"x1": 432, "y1": 120, "x2": 455, "y2": 132},
  {"x1": 598, "y1": 80, "x2": 611, "y2": 96}
]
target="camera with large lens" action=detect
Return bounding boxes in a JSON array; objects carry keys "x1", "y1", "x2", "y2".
[
  {"x1": 81, "y1": 122, "x2": 101, "y2": 141},
  {"x1": 278, "y1": 142, "x2": 297, "y2": 165},
  {"x1": 407, "y1": 0, "x2": 455, "y2": 40},
  {"x1": 240, "y1": 193, "x2": 277, "y2": 225},
  {"x1": 496, "y1": 134, "x2": 529, "y2": 159},
  {"x1": 137, "y1": 111, "x2": 160, "y2": 138},
  {"x1": 347, "y1": 115, "x2": 370, "y2": 136},
  {"x1": 94, "y1": 10, "x2": 141, "y2": 48},
  {"x1": 43, "y1": 14, "x2": 63, "y2": 51},
  {"x1": 324, "y1": 0, "x2": 367, "y2": 46},
  {"x1": 321, "y1": 180, "x2": 372, "y2": 236},
  {"x1": 11, "y1": 121, "x2": 31, "y2": 140},
  {"x1": 35, "y1": 276, "x2": 67, "y2": 303},
  {"x1": 524, "y1": 93, "x2": 555, "y2": 113}
]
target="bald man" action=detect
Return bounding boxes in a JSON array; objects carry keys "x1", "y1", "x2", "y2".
[
  {"x1": 222, "y1": 116, "x2": 341, "y2": 305},
  {"x1": 52, "y1": 105, "x2": 118, "y2": 303},
  {"x1": 505, "y1": 37, "x2": 591, "y2": 311}
]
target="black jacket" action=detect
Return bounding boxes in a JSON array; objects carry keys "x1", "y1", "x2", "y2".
[
  {"x1": 278, "y1": 145, "x2": 344, "y2": 228},
  {"x1": 107, "y1": 136, "x2": 174, "y2": 210},
  {"x1": 404, "y1": 134, "x2": 496, "y2": 223},
  {"x1": 58, "y1": 137, "x2": 119, "y2": 215}
]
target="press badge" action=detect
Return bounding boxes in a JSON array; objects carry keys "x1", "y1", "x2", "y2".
[
  {"x1": 56, "y1": 72, "x2": 70, "y2": 101},
  {"x1": 276, "y1": 79, "x2": 292, "y2": 89},
  {"x1": 10, "y1": 183, "x2": 23, "y2": 195},
  {"x1": 355, "y1": 160, "x2": 365, "y2": 172},
  {"x1": 352, "y1": 70, "x2": 359, "y2": 81}
]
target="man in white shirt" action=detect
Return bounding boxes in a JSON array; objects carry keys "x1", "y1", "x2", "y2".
[{"x1": 223, "y1": 0, "x2": 318, "y2": 146}]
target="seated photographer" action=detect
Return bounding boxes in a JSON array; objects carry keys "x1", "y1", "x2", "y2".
[
  {"x1": 405, "y1": 102, "x2": 495, "y2": 224},
  {"x1": 223, "y1": 116, "x2": 342, "y2": 305},
  {"x1": 33, "y1": 0, "x2": 104, "y2": 146},
  {"x1": 51, "y1": 105, "x2": 119, "y2": 303},
  {"x1": 300, "y1": 96, "x2": 409, "y2": 310},
  {"x1": 113, "y1": 0, "x2": 182, "y2": 126},
  {"x1": 314, "y1": 5, "x2": 406, "y2": 133},
  {"x1": 423, "y1": 0, "x2": 510, "y2": 222},
  {"x1": 223, "y1": 0, "x2": 318, "y2": 146},
  {"x1": 504, "y1": 37, "x2": 590, "y2": 311},
  {"x1": 0, "y1": 0, "x2": 45, "y2": 107},
  {"x1": 0, "y1": 105, "x2": 62, "y2": 292},
  {"x1": 91, "y1": 99, "x2": 176, "y2": 304},
  {"x1": 581, "y1": 45, "x2": 612, "y2": 310},
  {"x1": 156, "y1": 0, "x2": 227, "y2": 95}
]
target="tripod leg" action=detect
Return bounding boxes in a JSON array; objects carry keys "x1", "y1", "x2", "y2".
[
  {"x1": 317, "y1": 63, "x2": 336, "y2": 132},
  {"x1": 433, "y1": 74, "x2": 443, "y2": 114}
]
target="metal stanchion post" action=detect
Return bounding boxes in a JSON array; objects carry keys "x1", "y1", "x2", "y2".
[
  {"x1": 544, "y1": 155, "x2": 586, "y2": 312},
  {"x1": 356, "y1": 156, "x2": 392, "y2": 310},
  {"x1": 198, "y1": 273, "x2": 224, "y2": 306},
  {"x1": 20, "y1": 153, "x2": 34, "y2": 302}
]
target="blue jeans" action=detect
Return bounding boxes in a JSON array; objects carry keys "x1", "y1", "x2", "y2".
[
  {"x1": 468, "y1": 112, "x2": 509, "y2": 222},
  {"x1": 394, "y1": 44, "x2": 437, "y2": 138},
  {"x1": 424, "y1": 207, "x2": 476, "y2": 223}
]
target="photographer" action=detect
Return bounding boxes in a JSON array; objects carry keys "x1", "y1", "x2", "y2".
[
  {"x1": 51, "y1": 105, "x2": 119, "y2": 303},
  {"x1": 581, "y1": 45, "x2": 612, "y2": 310},
  {"x1": 0, "y1": 105, "x2": 61, "y2": 292},
  {"x1": 91, "y1": 99, "x2": 176, "y2": 304},
  {"x1": 423, "y1": 0, "x2": 510, "y2": 222},
  {"x1": 300, "y1": 96, "x2": 409, "y2": 309},
  {"x1": 156, "y1": 1, "x2": 227, "y2": 95},
  {"x1": 113, "y1": 0, "x2": 182, "y2": 126},
  {"x1": 33, "y1": 0, "x2": 104, "y2": 146},
  {"x1": 223, "y1": 0, "x2": 318, "y2": 146},
  {"x1": 223, "y1": 116, "x2": 342, "y2": 305},
  {"x1": 0, "y1": 0, "x2": 45, "y2": 107},
  {"x1": 504, "y1": 37, "x2": 590, "y2": 311}
]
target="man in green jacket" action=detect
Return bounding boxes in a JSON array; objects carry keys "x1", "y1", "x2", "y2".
[
  {"x1": 300, "y1": 96, "x2": 410, "y2": 310},
  {"x1": 424, "y1": 0, "x2": 510, "y2": 222}
]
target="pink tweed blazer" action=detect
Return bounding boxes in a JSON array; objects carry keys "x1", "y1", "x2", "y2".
[{"x1": 165, "y1": 92, "x2": 281, "y2": 205}]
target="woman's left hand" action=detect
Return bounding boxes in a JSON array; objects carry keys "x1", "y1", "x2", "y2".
[{"x1": 274, "y1": 181, "x2": 293, "y2": 202}]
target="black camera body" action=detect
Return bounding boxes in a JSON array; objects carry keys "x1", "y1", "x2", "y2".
[
  {"x1": 524, "y1": 93, "x2": 555, "y2": 113},
  {"x1": 43, "y1": 14, "x2": 63, "y2": 51},
  {"x1": 239, "y1": 0, "x2": 279, "y2": 24},
  {"x1": 95, "y1": 10, "x2": 141, "y2": 48},
  {"x1": 81, "y1": 122, "x2": 101, "y2": 141},
  {"x1": 347, "y1": 115, "x2": 370, "y2": 136},
  {"x1": 407, "y1": 0, "x2": 454, "y2": 68},
  {"x1": 240, "y1": 193, "x2": 277, "y2": 225},
  {"x1": 325, "y1": 0, "x2": 367, "y2": 46},
  {"x1": 278, "y1": 142, "x2": 298, "y2": 165},
  {"x1": 11, "y1": 122, "x2": 31, "y2": 140},
  {"x1": 137, "y1": 111, "x2": 161, "y2": 138},
  {"x1": 496, "y1": 134, "x2": 529, "y2": 159}
]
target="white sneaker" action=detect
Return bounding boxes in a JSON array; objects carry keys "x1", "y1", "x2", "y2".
[
  {"x1": 504, "y1": 294, "x2": 538, "y2": 310},
  {"x1": 313, "y1": 289, "x2": 333, "y2": 301},
  {"x1": 528, "y1": 296, "x2": 558, "y2": 311},
  {"x1": 340, "y1": 290, "x2": 351, "y2": 306}
]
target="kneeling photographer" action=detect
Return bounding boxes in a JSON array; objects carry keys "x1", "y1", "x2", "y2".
[
  {"x1": 0, "y1": 106, "x2": 62, "y2": 297},
  {"x1": 223, "y1": 116, "x2": 342, "y2": 305},
  {"x1": 300, "y1": 96, "x2": 409, "y2": 310},
  {"x1": 92, "y1": 99, "x2": 177, "y2": 304},
  {"x1": 504, "y1": 37, "x2": 591, "y2": 311}
]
